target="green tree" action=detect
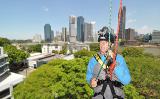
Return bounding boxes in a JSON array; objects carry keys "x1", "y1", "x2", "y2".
[
  {"x1": 125, "y1": 56, "x2": 160, "y2": 98},
  {"x1": 59, "y1": 44, "x2": 67, "y2": 54},
  {"x1": 52, "y1": 50, "x2": 59, "y2": 54},
  {"x1": 13, "y1": 57, "x2": 92, "y2": 98},
  {"x1": 74, "y1": 49, "x2": 95, "y2": 58},
  {"x1": 122, "y1": 47, "x2": 144, "y2": 57},
  {"x1": 4, "y1": 45, "x2": 29, "y2": 72},
  {"x1": 13, "y1": 47, "x2": 160, "y2": 98},
  {"x1": 122, "y1": 47, "x2": 160, "y2": 98},
  {"x1": 27, "y1": 44, "x2": 42, "y2": 53},
  {"x1": 89, "y1": 43, "x2": 99, "y2": 52},
  {"x1": 0, "y1": 37, "x2": 11, "y2": 46},
  {"x1": 124, "y1": 84, "x2": 145, "y2": 99}
]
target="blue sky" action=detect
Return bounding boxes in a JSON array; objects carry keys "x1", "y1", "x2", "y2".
[{"x1": 0, "y1": 0, "x2": 160, "y2": 40}]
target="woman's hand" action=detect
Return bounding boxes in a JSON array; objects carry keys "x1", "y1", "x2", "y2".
[{"x1": 91, "y1": 78, "x2": 97, "y2": 88}]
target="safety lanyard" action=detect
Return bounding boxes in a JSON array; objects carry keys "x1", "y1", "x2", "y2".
[{"x1": 94, "y1": 52, "x2": 109, "y2": 80}]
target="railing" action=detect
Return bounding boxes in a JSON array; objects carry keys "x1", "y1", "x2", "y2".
[
  {"x1": 0, "y1": 69, "x2": 10, "y2": 77},
  {"x1": 0, "y1": 62, "x2": 9, "y2": 68},
  {"x1": 0, "y1": 63, "x2": 9, "y2": 75},
  {"x1": 0, "y1": 58, "x2": 7, "y2": 66}
]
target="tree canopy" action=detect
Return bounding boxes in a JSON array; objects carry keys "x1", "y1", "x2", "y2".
[
  {"x1": 13, "y1": 47, "x2": 160, "y2": 98},
  {"x1": 74, "y1": 49, "x2": 95, "y2": 58},
  {"x1": 4, "y1": 45, "x2": 29, "y2": 72},
  {"x1": 14, "y1": 57, "x2": 93, "y2": 99},
  {"x1": 27, "y1": 44, "x2": 42, "y2": 53},
  {"x1": 0, "y1": 37, "x2": 11, "y2": 46}
]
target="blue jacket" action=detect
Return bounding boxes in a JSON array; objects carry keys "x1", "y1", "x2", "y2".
[{"x1": 86, "y1": 53, "x2": 131, "y2": 85}]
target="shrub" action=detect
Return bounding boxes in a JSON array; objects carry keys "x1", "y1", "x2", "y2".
[
  {"x1": 122, "y1": 47, "x2": 144, "y2": 57},
  {"x1": 13, "y1": 57, "x2": 93, "y2": 99},
  {"x1": 74, "y1": 49, "x2": 96, "y2": 58},
  {"x1": 89, "y1": 43, "x2": 99, "y2": 52}
]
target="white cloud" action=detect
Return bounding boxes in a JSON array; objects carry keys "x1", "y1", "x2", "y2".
[
  {"x1": 43, "y1": 6, "x2": 49, "y2": 12},
  {"x1": 136, "y1": 25, "x2": 153, "y2": 34},
  {"x1": 127, "y1": 11, "x2": 136, "y2": 17},
  {"x1": 127, "y1": 19, "x2": 136, "y2": 24},
  {"x1": 126, "y1": 19, "x2": 137, "y2": 28}
]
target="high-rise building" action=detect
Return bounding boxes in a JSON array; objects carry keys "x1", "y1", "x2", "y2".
[
  {"x1": 151, "y1": 30, "x2": 160, "y2": 43},
  {"x1": 69, "y1": 16, "x2": 77, "y2": 43},
  {"x1": 51, "y1": 30, "x2": 54, "y2": 41},
  {"x1": 55, "y1": 31, "x2": 61, "y2": 41},
  {"x1": 32, "y1": 34, "x2": 42, "y2": 43},
  {"x1": 44, "y1": 24, "x2": 53, "y2": 42},
  {"x1": 125, "y1": 28, "x2": 136, "y2": 41},
  {"x1": 118, "y1": 6, "x2": 126, "y2": 40},
  {"x1": 62, "y1": 27, "x2": 67, "y2": 42},
  {"x1": 91, "y1": 22, "x2": 97, "y2": 42},
  {"x1": 84, "y1": 22, "x2": 96, "y2": 42},
  {"x1": 122, "y1": 6, "x2": 126, "y2": 39},
  {"x1": 77, "y1": 16, "x2": 84, "y2": 42}
]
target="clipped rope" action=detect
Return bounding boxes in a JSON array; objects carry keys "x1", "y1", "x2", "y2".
[
  {"x1": 108, "y1": 0, "x2": 113, "y2": 48},
  {"x1": 109, "y1": 0, "x2": 123, "y2": 79}
]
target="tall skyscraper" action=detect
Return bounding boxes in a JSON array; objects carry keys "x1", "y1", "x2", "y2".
[
  {"x1": 62, "y1": 27, "x2": 67, "y2": 42},
  {"x1": 55, "y1": 31, "x2": 61, "y2": 41},
  {"x1": 32, "y1": 34, "x2": 42, "y2": 43},
  {"x1": 91, "y1": 22, "x2": 97, "y2": 42},
  {"x1": 51, "y1": 30, "x2": 54, "y2": 41},
  {"x1": 118, "y1": 6, "x2": 126, "y2": 40},
  {"x1": 69, "y1": 16, "x2": 77, "y2": 43},
  {"x1": 77, "y1": 16, "x2": 84, "y2": 42},
  {"x1": 44, "y1": 24, "x2": 53, "y2": 42},
  {"x1": 84, "y1": 22, "x2": 96, "y2": 42}
]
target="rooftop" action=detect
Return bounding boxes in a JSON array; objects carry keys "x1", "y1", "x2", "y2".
[{"x1": 0, "y1": 72, "x2": 25, "y2": 92}]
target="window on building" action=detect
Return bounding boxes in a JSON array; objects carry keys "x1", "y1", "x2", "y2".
[{"x1": 0, "y1": 88, "x2": 10, "y2": 99}]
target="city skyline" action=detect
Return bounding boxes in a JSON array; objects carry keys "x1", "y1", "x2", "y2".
[{"x1": 0, "y1": 0, "x2": 160, "y2": 40}]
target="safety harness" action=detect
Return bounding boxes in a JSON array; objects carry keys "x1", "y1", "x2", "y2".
[{"x1": 93, "y1": 53, "x2": 123, "y2": 99}]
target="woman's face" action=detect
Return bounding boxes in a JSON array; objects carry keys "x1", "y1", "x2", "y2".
[{"x1": 99, "y1": 40, "x2": 109, "y2": 54}]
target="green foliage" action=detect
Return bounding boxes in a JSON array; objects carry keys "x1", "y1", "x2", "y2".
[
  {"x1": 27, "y1": 44, "x2": 42, "y2": 53},
  {"x1": 52, "y1": 50, "x2": 59, "y2": 54},
  {"x1": 4, "y1": 45, "x2": 29, "y2": 64},
  {"x1": 4, "y1": 45, "x2": 29, "y2": 72},
  {"x1": 119, "y1": 39, "x2": 126, "y2": 46},
  {"x1": 0, "y1": 37, "x2": 11, "y2": 46},
  {"x1": 143, "y1": 53, "x2": 155, "y2": 58},
  {"x1": 124, "y1": 84, "x2": 145, "y2": 99},
  {"x1": 10, "y1": 39, "x2": 32, "y2": 43},
  {"x1": 74, "y1": 49, "x2": 96, "y2": 58},
  {"x1": 13, "y1": 57, "x2": 93, "y2": 99},
  {"x1": 125, "y1": 56, "x2": 160, "y2": 98},
  {"x1": 122, "y1": 47, "x2": 144, "y2": 57},
  {"x1": 13, "y1": 46, "x2": 160, "y2": 98},
  {"x1": 59, "y1": 44, "x2": 67, "y2": 54},
  {"x1": 89, "y1": 43, "x2": 99, "y2": 52},
  {"x1": 121, "y1": 47, "x2": 160, "y2": 98}
]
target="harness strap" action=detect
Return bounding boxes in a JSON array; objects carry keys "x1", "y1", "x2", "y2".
[
  {"x1": 97, "y1": 79, "x2": 123, "y2": 87},
  {"x1": 93, "y1": 92, "x2": 105, "y2": 99},
  {"x1": 108, "y1": 81, "x2": 123, "y2": 99},
  {"x1": 94, "y1": 53, "x2": 108, "y2": 69},
  {"x1": 101, "y1": 80, "x2": 108, "y2": 96},
  {"x1": 94, "y1": 78, "x2": 123, "y2": 99}
]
